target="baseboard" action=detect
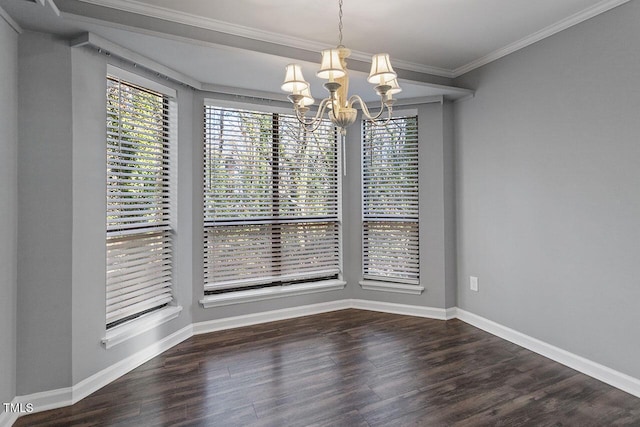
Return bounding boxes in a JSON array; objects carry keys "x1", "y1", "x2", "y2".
[
  {"x1": 0, "y1": 397, "x2": 26, "y2": 427},
  {"x1": 193, "y1": 300, "x2": 352, "y2": 335},
  {"x1": 456, "y1": 308, "x2": 640, "y2": 399},
  {"x1": 72, "y1": 323, "x2": 193, "y2": 403},
  {"x1": 8, "y1": 323, "x2": 193, "y2": 423},
  {"x1": 1, "y1": 387, "x2": 72, "y2": 427},
  {"x1": 193, "y1": 300, "x2": 455, "y2": 336},
  {"x1": 0, "y1": 413, "x2": 18, "y2": 427},
  {"x1": 350, "y1": 299, "x2": 454, "y2": 320},
  {"x1": 0, "y1": 407, "x2": 18, "y2": 427}
]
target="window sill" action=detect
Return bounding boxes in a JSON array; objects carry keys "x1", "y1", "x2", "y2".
[
  {"x1": 359, "y1": 280, "x2": 425, "y2": 295},
  {"x1": 200, "y1": 279, "x2": 347, "y2": 308},
  {"x1": 101, "y1": 305, "x2": 183, "y2": 349}
]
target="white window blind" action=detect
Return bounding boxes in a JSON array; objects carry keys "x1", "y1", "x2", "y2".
[
  {"x1": 106, "y1": 76, "x2": 174, "y2": 329},
  {"x1": 204, "y1": 106, "x2": 340, "y2": 293},
  {"x1": 362, "y1": 116, "x2": 419, "y2": 285}
]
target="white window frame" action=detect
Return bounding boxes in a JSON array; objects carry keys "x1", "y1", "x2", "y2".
[
  {"x1": 102, "y1": 65, "x2": 181, "y2": 348},
  {"x1": 200, "y1": 100, "x2": 345, "y2": 308}
]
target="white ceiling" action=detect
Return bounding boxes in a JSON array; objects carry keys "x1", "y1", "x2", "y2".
[{"x1": 0, "y1": 0, "x2": 630, "y2": 100}]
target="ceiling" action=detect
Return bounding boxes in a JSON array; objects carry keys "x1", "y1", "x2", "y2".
[{"x1": 0, "y1": 0, "x2": 630, "y2": 101}]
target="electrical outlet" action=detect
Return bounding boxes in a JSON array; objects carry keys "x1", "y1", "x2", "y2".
[{"x1": 470, "y1": 276, "x2": 479, "y2": 292}]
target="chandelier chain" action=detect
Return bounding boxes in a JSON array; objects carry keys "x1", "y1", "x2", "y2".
[{"x1": 338, "y1": 0, "x2": 344, "y2": 47}]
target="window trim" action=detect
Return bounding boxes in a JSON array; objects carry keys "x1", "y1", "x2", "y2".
[
  {"x1": 200, "y1": 279, "x2": 346, "y2": 308},
  {"x1": 101, "y1": 305, "x2": 183, "y2": 349},
  {"x1": 107, "y1": 65, "x2": 176, "y2": 99},
  {"x1": 359, "y1": 280, "x2": 425, "y2": 295}
]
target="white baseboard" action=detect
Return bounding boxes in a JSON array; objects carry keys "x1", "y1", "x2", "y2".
[
  {"x1": 193, "y1": 300, "x2": 352, "y2": 335},
  {"x1": 14, "y1": 386, "x2": 72, "y2": 414},
  {"x1": 0, "y1": 410, "x2": 17, "y2": 427},
  {"x1": 73, "y1": 323, "x2": 193, "y2": 403},
  {"x1": 0, "y1": 412, "x2": 16, "y2": 427},
  {"x1": 6, "y1": 301, "x2": 639, "y2": 424},
  {"x1": 0, "y1": 398, "x2": 22, "y2": 427},
  {"x1": 0, "y1": 413, "x2": 18, "y2": 427},
  {"x1": 1, "y1": 387, "x2": 72, "y2": 427},
  {"x1": 8, "y1": 323, "x2": 193, "y2": 423},
  {"x1": 350, "y1": 299, "x2": 453, "y2": 320},
  {"x1": 455, "y1": 308, "x2": 640, "y2": 399}
]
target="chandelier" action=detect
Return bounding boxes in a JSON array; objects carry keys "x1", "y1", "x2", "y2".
[{"x1": 281, "y1": 0, "x2": 401, "y2": 135}]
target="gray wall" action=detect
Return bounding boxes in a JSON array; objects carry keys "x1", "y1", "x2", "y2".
[
  {"x1": 17, "y1": 31, "x2": 74, "y2": 395},
  {"x1": 0, "y1": 15, "x2": 18, "y2": 408},
  {"x1": 454, "y1": 0, "x2": 640, "y2": 379}
]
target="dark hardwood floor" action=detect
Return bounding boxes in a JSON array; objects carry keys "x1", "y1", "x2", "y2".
[{"x1": 15, "y1": 309, "x2": 640, "y2": 426}]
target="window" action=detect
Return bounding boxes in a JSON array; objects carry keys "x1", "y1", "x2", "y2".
[
  {"x1": 105, "y1": 75, "x2": 175, "y2": 329},
  {"x1": 361, "y1": 116, "x2": 420, "y2": 289},
  {"x1": 203, "y1": 106, "x2": 341, "y2": 299}
]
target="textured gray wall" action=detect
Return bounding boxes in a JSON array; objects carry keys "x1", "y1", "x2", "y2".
[
  {"x1": 70, "y1": 41, "x2": 109, "y2": 386},
  {"x1": 454, "y1": 0, "x2": 640, "y2": 379},
  {"x1": 0, "y1": 16, "x2": 18, "y2": 408},
  {"x1": 17, "y1": 31, "x2": 74, "y2": 395}
]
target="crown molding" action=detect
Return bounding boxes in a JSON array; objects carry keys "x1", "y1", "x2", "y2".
[
  {"x1": 70, "y1": 32, "x2": 202, "y2": 89},
  {"x1": 75, "y1": 0, "x2": 629, "y2": 80},
  {"x1": 0, "y1": 5, "x2": 23, "y2": 33},
  {"x1": 452, "y1": 0, "x2": 630, "y2": 77},
  {"x1": 76, "y1": 0, "x2": 453, "y2": 78},
  {"x1": 388, "y1": 58, "x2": 453, "y2": 78},
  {"x1": 78, "y1": 0, "x2": 328, "y2": 51},
  {"x1": 46, "y1": 0, "x2": 61, "y2": 17}
]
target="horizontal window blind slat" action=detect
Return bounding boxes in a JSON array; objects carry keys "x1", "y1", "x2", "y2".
[
  {"x1": 106, "y1": 295, "x2": 173, "y2": 325},
  {"x1": 107, "y1": 282, "x2": 172, "y2": 306},
  {"x1": 107, "y1": 168, "x2": 169, "y2": 178},
  {"x1": 107, "y1": 271, "x2": 172, "y2": 293},
  {"x1": 107, "y1": 274, "x2": 172, "y2": 297},
  {"x1": 106, "y1": 262, "x2": 172, "y2": 286},
  {"x1": 107, "y1": 252, "x2": 173, "y2": 272},
  {"x1": 204, "y1": 268, "x2": 340, "y2": 292},
  {"x1": 107, "y1": 254, "x2": 172, "y2": 276}
]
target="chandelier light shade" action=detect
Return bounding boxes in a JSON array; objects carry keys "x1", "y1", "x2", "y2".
[
  {"x1": 281, "y1": 64, "x2": 309, "y2": 93},
  {"x1": 385, "y1": 78, "x2": 402, "y2": 96},
  {"x1": 281, "y1": 0, "x2": 400, "y2": 135},
  {"x1": 300, "y1": 86, "x2": 315, "y2": 106},
  {"x1": 317, "y1": 49, "x2": 346, "y2": 81},
  {"x1": 368, "y1": 53, "x2": 396, "y2": 85}
]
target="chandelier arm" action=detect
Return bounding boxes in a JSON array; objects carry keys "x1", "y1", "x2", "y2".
[
  {"x1": 348, "y1": 95, "x2": 387, "y2": 121},
  {"x1": 295, "y1": 98, "x2": 333, "y2": 132},
  {"x1": 375, "y1": 103, "x2": 394, "y2": 126}
]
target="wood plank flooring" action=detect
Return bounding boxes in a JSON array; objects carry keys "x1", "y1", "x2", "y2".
[{"x1": 14, "y1": 309, "x2": 640, "y2": 426}]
